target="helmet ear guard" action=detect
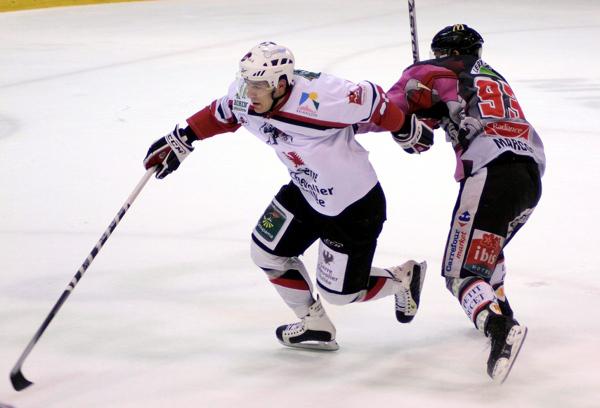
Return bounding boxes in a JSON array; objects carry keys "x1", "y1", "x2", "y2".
[
  {"x1": 239, "y1": 42, "x2": 295, "y2": 88},
  {"x1": 431, "y1": 24, "x2": 484, "y2": 58}
]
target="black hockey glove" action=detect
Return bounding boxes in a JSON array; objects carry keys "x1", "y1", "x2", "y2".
[
  {"x1": 144, "y1": 125, "x2": 196, "y2": 179},
  {"x1": 392, "y1": 113, "x2": 434, "y2": 154}
]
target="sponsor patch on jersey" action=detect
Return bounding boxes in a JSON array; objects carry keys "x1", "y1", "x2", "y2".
[
  {"x1": 347, "y1": 85, "x2": 363, "y2": 105},
  {"x1": 253, "y1": 199, "x2": 293, "y2": 250},
  {"x1": 296, "y1": 92, "x2": 320, "y2": 117},
  {"x1": 233, "y1": 82, "x2": 251, "y2": 114},
  {"x1": 470, "y1": 60, "x2": 502, "y2": 79},
  {"x1": 484, "y1": 121, "x2": 530, "y2": 140},
  {"x1": 316, "y1": 240, "x2": 348, "y2": 293},
  {"x1": 232, "y1": 98, "x2": 250, "y2": 114},
  {"x1": 464, "y1": 229, "x2": 504, "y2": 279}
]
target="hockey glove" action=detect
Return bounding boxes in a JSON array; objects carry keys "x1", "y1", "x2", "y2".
[
  {"x1": 392, "y1": 113, "x2": 434, "y2": 154},
  {"x1": 457, "y1": 117, "x2": 483, "y2": 146},
  {"x1": 144, "y1": 125, "x2": 196, "y2": 179}
]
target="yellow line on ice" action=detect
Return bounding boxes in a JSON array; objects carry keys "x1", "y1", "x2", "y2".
[{"x1": 0, "y1": 0, "x2": 147, "y2": 12}]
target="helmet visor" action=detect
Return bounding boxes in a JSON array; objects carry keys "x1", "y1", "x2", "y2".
[{"x1": 244, "y1": 79, "x2": 273, "y2": 95}]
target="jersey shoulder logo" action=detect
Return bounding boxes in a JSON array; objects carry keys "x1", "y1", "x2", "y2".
[
  {"x1": 296, "y1": 92, "x2": 320, "y2": 117},
  {"x1": 347, "y1": 85, "x2": 363, "y2": 105}
]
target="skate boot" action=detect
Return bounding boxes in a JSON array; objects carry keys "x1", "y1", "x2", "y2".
[
  {"x1": 485, "y1": 313, "x2": 528, "y2": 384},
  {"x1": 387, "y1": 260, "x2": 427, "y2": 323},
  {"x1": 275, "y1": 297, "x2": 339, "y2": 351}
]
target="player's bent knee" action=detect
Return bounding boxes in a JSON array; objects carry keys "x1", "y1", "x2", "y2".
[{"x1": 250, "y1": 240, "x2": 290, "y2": 271}]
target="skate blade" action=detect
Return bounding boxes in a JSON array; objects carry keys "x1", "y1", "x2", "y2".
[
  {"x1": 278, "y1": 339, "x2": 339, "y2": 351},
  {"x1": 417, "y1": 261, "x2": 427, "y2": 293},
  {"x1": 492, "y1": 325, "x2": 528, "y2": 384}
]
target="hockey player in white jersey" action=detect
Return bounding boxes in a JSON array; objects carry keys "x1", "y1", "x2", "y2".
[{"x1": 143, "y1": 42, "x2": 430, "y2": 350}]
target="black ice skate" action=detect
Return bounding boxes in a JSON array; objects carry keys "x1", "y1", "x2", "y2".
[
  {"x1": 276, "y1": 297, "x2": 339, "y2": 351},
  {"x1": 485, "y1": 313, "x2": 528, "y2": 384},
  {"x1": 498, "y1": 297, "x2": 515, "y2": 319},
  {"x1": 387, "y1": 260, "x2": 427, "y2": 323}
]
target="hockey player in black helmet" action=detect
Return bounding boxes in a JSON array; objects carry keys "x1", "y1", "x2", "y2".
[
  {"x1": 430, "y1": 23, "x2": 484, "y2": 58},
  {"x1": 359, "y1": 24, "x2": 545, "y2": 383}
]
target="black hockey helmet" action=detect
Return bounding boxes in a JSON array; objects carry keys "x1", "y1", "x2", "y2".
[{"x1": 431, "y1": 24, "x2": 484, "y2": 58}]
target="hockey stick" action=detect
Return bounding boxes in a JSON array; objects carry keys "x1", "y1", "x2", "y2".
[
  {"x1": 10, "y1": 166, "x2": 156, "y2": 391},
  {"x1": 408, "y1": 0, "x2": 420, "y2": 62}
]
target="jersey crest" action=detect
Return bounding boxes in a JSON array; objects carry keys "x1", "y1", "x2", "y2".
[
  {"x1": 260, "y1": 123, "x2": 292, "y2": 145},
  {"x1": 283, "y1": 151, "x2": 305, "y2": 167}
]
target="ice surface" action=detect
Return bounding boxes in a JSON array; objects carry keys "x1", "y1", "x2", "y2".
[{"x1": 1, "y1": 1, "x2": 599, "y2": 407}]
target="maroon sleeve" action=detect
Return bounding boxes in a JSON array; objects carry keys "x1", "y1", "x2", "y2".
[
  {"x1": 186, "y1": 100, "x2": 241, "y2": 140},
  {"x1": 367, "y1": 84, "x2": 406, "y2": 132},
  {"x1": 396, "y1": 64, "x2": 459, "y2": 114}
]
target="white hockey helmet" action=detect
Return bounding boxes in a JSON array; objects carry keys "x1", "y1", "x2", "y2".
[{"x1": 239, "y1": 42, "x2": 295, "y2": 88}]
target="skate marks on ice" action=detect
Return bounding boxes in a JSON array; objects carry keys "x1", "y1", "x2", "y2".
[
  {"x1": 0, "y1": 114, "x2": 19, "y2": 140},
  {"x1": 516, "y1": 77, "x2": 600, "y2": 109}
]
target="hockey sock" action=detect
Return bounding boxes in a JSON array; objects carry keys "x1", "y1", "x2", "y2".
[
  {"x1": 267, "y1": 268, "x2": 314, "y2": 318},
  {"x1": 357, "y1": 267, "x2": 402, "y2": 302},
  {"x1": 489, "y1": 258, "x2": 514, "y2": 318},
  {"x1": 448, "y1": 276, "x2": 501, "y2": 332}
]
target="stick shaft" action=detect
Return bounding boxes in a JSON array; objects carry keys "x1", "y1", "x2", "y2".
[
  {"x1": 408, "y1": 0, "x2": 420, "y2": 62},
  {"x1": 10, "y1": 167, "x2": 155, "y2": 391}
]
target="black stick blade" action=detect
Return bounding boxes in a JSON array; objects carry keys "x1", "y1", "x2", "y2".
[{"x1": 10, "y1": 369, "x2": 33, "y2": 391}]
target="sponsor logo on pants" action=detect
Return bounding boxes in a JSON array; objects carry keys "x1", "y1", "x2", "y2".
[{"x1": 464, "y1": 229, "x2": 504, "y2": 279}]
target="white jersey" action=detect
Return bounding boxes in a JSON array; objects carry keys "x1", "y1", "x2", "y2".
[{"x1": 188, "y1": 71, "x2": 398, "y2": 216}]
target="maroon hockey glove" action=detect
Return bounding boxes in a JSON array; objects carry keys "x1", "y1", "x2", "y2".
[
  {"x1": 144, "y1": 125, "x2": 196, "y2": 179},
  {"x1": 392, "y1": 113, "x2": 434, "y2": 154}
]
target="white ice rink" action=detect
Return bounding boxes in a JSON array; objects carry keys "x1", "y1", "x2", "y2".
[{"x1": 1, "y1": 0, "x2": 599, "y2": 407}]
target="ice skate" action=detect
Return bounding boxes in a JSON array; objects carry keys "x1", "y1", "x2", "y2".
[
  {"x1": 485, "y1": 313, "x2": 528, "y2": 384},
  {"x1": 387, "y1": 260, "x2": 427, "y2": 323},
  {"x1": 498, "y1": 297, "x2": 515, "y2": 319},
  {"x1": 275, "y1": 297, "x2": 339, "y2": 351}
]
